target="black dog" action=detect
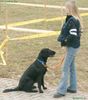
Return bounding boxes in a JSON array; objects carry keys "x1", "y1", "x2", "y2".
[{"x1": 3, "y1": 48, "x2": 55, "y2": 93}]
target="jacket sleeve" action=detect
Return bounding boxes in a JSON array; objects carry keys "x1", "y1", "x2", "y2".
[
  {"x1": 66, "y1": 19, "x2": 79, "y2": 43},
  {"x1": 57, "y1": 23, "x2": 70, "y2": 42}
]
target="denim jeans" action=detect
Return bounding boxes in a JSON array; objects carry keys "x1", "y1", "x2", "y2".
[{"x1": 56, "y1": 47, "x2": 79, "y2": 95}]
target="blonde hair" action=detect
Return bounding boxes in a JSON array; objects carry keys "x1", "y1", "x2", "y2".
[{"x1": 65, "y1": 0, "x2": 83, "y2": 29}]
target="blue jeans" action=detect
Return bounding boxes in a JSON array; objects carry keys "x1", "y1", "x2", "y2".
[{"x1": 56, "y1": 47, "x2": 79, "y2": 95}]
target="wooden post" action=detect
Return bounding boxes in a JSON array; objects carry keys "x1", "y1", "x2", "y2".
[
  {"x1": 60, "y1": 1, "x2": 64, "y2": 28},
  {"x1": 5, "y1": 2, "x2": 8, "y2": 38},
  {"x1": 4, "y1": 1, "x2": 9, "y2": 65},
  {"x1": 44, "y1": 0, "x2": 47, "y2": 30},
  {"x1": 0, "y1": 2, "x2": 1, "y2": 13}
]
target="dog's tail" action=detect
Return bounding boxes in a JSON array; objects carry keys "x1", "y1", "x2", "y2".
[{"x1": 3, "y1": 87, "x2": 19, "y2": 93}]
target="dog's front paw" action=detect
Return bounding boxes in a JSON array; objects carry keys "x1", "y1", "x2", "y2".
[
  {"x1": 43, "y1": 87, "x2": 47, "y2": 90},
  {"x1": 39, "y1": 90, "x2": 44, "y2": 93}
]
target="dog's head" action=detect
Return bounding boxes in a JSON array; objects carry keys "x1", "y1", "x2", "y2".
[{"x1": 38, "y1": 48, "x2": 56, "y2": 58}]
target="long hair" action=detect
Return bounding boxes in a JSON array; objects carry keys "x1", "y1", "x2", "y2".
[{"x1": 65, "y1": 0, "x2": 83, "y2": 29}]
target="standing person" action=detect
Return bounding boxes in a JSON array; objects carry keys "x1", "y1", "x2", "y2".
[{"x1": 54, "y1": 0, "x2": 82, "y2": 98}]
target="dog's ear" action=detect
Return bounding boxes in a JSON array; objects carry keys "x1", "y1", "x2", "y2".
[
  {"x1": 39, "y1": 51, "x2": 47, "y2": 58},
  {"x1": 38, "y1": 48, "x2": 55, "y2": 59},
  {"x1": 38, "y1": 48, "x2": 49, "y2": 58}
]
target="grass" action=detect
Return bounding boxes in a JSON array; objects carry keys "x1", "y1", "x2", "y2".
[
  {"x1": 2, "y1": 0, "x2": 88, "y2": 7},
  {"x1": 0, "y1": 33, "x2": 88, "y2": 92},
  {"x1": 0, "y1": 0, "x2": 88, "y2": 93}
]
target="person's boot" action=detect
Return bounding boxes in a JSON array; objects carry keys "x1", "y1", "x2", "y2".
[
  {"x1": 53, "y1": 93, "x2": 65, "y2": 98},
  {"x1": 67, "y1": 89, "x2": 77, "y2": 93}
]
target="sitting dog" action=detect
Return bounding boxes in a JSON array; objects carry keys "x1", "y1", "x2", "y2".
[{"x1": 3, "y1": 48, "x2": 56, "y2": 93}]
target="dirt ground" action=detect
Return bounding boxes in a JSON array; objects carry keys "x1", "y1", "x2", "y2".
[{"x1": 0, "y1": 78, "x2": 88, "y2": 100}]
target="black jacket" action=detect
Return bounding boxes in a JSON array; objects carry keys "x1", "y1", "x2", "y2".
[{"x1": 58, "y1": 15, "x2": 81, "y2": 48}]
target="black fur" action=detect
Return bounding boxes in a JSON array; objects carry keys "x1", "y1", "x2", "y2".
[{"x1": 3, "y1": 48, "x2": 55, "y2": 93}]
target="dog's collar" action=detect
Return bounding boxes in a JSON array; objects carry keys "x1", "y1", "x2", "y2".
[
  {"x1": 37, "y1": 59, "x2": 45, "y2": 65},
  {"x1": 37, "y1": 59, "x2": 48, "y2": 68}
]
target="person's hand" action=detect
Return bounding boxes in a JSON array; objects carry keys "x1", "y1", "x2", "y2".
[{"x1": 61, "y1": 41, "x2": 67, "y2": 46}]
